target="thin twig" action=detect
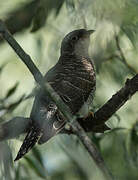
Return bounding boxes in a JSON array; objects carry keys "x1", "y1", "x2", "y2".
[
  {"x1": 0, "y1": 20, "x2": 113, "y2": 179},
  {"x1": 115, "y1": 35, "x2": 137, "y2": 75}
]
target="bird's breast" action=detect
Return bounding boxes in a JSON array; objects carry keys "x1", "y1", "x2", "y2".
[
  {"x1": 48, "y1": 55, "x2": 96, "y2": 114},
  {"x1": 64, "y1": 57, "x2": 95, "y2": 81},
  {"x1": 61, "y1": 57, "x2": 95, "y2": 96}
]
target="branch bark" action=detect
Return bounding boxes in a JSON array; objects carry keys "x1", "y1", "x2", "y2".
[{"x1": 79, "y1": 74, "x2": 138, "y2": 132}]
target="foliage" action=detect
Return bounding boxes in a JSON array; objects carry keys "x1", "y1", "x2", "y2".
[{"x1": 0, "y1": 0, "x2": 138, "y2": 179}]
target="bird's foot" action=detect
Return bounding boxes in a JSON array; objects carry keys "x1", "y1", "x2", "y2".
[
  {"x1": 83, "y1": 111, "x2": 94, "y2": 121},
  {"x1": 88, "y1": 111, "x2": 94, "y2": 118}
]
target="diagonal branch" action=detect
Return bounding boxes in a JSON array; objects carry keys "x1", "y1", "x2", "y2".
[
  {"x1": 0, "y1": 20, "x2": 113, "y2": 179},
  {"x1": 80, "y1": 74, "x2": 138, "y2": 132}
]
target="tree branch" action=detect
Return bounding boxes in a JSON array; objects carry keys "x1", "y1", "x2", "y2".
[
  {"x1": 1, "y1": 73, "x2": 138, "y2": 141},
  {"x1": 0, "y1": 20, "x2": 113, "y2": 179},
  {"x1": 80, "y1": 74, "x2": 138, "y2": 131}
]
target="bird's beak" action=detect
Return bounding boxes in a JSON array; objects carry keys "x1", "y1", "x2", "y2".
[{"x1": 87, "y1": 30, "x2": 95, "y2": 35}]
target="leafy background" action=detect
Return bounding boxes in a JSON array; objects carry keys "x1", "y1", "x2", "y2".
[{"x1": 0, "y1": 0, "x2": 138, "y2": 179}]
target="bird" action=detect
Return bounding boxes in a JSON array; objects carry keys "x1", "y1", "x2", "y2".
[{"x1": 14, "y1": 29, "x2": 96, "y2": 161}]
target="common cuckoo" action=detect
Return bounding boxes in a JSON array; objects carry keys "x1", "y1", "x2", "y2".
[{"x1": 15, "y1": 29, "x2": 96, "y2": 161}]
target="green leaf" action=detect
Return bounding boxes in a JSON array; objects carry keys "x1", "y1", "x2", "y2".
[
  {"x1": 60, "y1": 143, "x2": 88, "y2": 180},
  {"x1": 127, "y1": 122, "x2": 138, "y2": 166},
  {"x1": 104, "y1": 127, "x2": 126, "y2": 136},
  {"x1": 7, "y1": 95, "x2": 25, "y2": 112},
  {"x1": 31, "y1": 0, "x2": 65, "y2": 32},
  {"x1": 91, "y1": 0, "x2": 138, "y2": 47},
  {"x1": 121, "y1": 23, "x2": 138, "y2": 47},
  {"x1": 32, "y1": 147, "x2": 44, "y2": 166},
  {"x1": 0, "y1": 62, "x2": 8, "y2": 74},
  {"x1": 0, "y1": 142, "x2": 13, "y2": 180},
  {"x1": 24, "y1": 156, "x2": 47, "y2": 179},
  {"x1": 65, "y1": 0, "x2": 75, "y2": 12},
  {"x1": 5, "y1": 82, "x2": 19, "y2": 99},
  {"x1": 15, "y1": 163, "x2": 21, "y2": 180}
]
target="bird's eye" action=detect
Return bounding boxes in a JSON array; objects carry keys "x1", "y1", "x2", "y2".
[{"x1": 71, "y1": 36, "x2": 78, "y2": 41}]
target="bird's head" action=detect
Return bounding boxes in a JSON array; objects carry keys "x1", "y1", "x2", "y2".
[{"x1": 61, "y1": 29, "x2": 95, "y2": 56}]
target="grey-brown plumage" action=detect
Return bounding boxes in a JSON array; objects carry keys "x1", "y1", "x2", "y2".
[{"x1": 14, "y1": 29, "x2": 96, "y2": 161}]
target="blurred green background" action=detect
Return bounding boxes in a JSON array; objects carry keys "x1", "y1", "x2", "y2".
[{"x1": 0, "y1": 0, "x2": 138, "y2": 179}]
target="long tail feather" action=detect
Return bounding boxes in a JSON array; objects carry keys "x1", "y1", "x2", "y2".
[{"x1": 14, "y1": 126, "x2": 41, "y2": 161}]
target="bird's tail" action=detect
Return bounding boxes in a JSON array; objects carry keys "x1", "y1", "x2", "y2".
[
  {"x1": 38, "y1": 116, "x2": 65, "y2": 144},
  {"x1": 14, "y1": 125, "x2": 42, "y2": 161},
  {"x1": 14, "y1": 105, "x2": 66, "y2": 161}
]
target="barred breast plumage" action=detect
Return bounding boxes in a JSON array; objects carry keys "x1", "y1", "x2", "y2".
[{"x1": 46, "y1": 54, "x2": 96, "y2": 115}]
